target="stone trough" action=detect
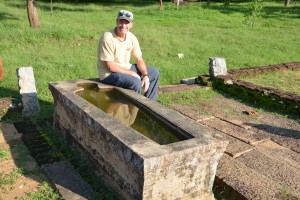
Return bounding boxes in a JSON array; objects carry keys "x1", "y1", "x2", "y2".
[{"x1": 49, "y1": 79, "x2": 228, "y2": 200}]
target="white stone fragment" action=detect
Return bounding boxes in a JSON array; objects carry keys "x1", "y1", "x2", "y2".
[
  {"x1": 17, "y1": 66, "x2": 40, "y2": 116},
  {"x1": 209, "y1": 57, "x2": 227, "y2": 77}
]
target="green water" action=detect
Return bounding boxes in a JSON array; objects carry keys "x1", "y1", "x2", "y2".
[{"x1": 76, "y1": 84, "x2": 190, "y2": 145}]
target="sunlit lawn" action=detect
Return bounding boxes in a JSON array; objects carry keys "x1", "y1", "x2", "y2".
[
  {"x1": 0, "y1": 0, "x2": 299, "y2": 116},
  {"x1": 240, "y1": 70, "x2": 300, "y2": 96}
]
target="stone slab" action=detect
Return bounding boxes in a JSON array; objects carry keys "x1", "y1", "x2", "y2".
[
  {"x1": 217, "y1": 154, "x2": 280, "y2": 200},
  {"x1": 222, "y1": 134, "x2": 253, "y2": 158},
  {"x1": 180, "y1": 77, "x2": 196, "y2": 85},
  {"x1": 187, "y1": 122, "x2": 253, "y2": 159},
  {"x1": 201, "y1": 118, "x2": 269, "y2": 145},
  {"x1": 237, "y1": 149, "x2": 300, "y2": 197},
  {"x1": 219, "y1": 118, "x2": 251, "y2": 130},
  {"x1": 170, "y1": 107, "x2": 253, "y2": 158},
  {"x1": 41, "y1": 161, "x2": 94, "y2": 200},
  {"x1": 248, "y1": 123, "x2": 300, "y2": 153},
  {"x1": 0, "y1": 122, "x2": 21, "y2": 144},
  {"x1": 16, "y1": 66, "x2": 40, "y2": 116},
  {"x1": 255, "y1": 140, "x2": 300, "y2": 170},
  {"x1": 292, "y1": 146, "x2": 300, "y2": 154}
]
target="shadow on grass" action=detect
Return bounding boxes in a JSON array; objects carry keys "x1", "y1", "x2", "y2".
[
  {"x1": 38, "y1": 0, "x2": 158, "y2": 7},
  {"x1": 0, "y1": 11, "x2": 19, "y2": 21},
  {"x1": 3, "y1": 0, "x2": 299, "y2": 21},
  {"x1": 200, "y1": 2, "x2": 300, "y2": 19},
  {"x1": 262, "y1": 5, "x2": 300, "y2": 19},
  {"x1": 0, "y1": 86, "x2": 54, "y2": 121},
  {"x1": 4, "y1": 0, "x2": 158, "y2": 13}
]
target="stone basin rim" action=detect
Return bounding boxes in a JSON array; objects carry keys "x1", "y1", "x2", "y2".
[
  {"x1": 48, "y1": 78, "x2": 229, "y2": 200},
  {"x1": 49, "y1": 79, "x2": 224, "y2": 154}
]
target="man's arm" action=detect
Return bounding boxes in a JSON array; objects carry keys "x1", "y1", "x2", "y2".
[
  {"x1": 104, "y1": 61, "x2": 140, "y2": 79},
  {"x1": 135, "y1": 55, "x2": 150, "y2": 92}
]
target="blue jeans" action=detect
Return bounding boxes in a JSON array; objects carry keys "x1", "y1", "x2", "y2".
[{"x1": 101, "y1": 65, "x2": 159, "y2": 100}]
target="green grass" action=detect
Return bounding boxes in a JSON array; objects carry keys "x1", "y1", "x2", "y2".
[
  {"x1": 0, "y1": 0, "x2": 299, "y2": 118},
  {"x1": 0, "y1": 168, "x2": 24, "y2": 187},
  {"x1": 18, "y1": 182, "x2": 64, "y2": 200},
  {"x1": 0, "y1": 149, "x2": 10, "y2": 161},
  {"x1": 158, "y1": 88, "x2": 220, "y2": 107},
  {"x1": 240, "y1": 70, "x2": 300, "y2": 96}
]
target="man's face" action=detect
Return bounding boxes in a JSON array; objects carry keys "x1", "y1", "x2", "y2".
[{"x1": 116, "y1": 19, "x2": 132, "y2": 35}]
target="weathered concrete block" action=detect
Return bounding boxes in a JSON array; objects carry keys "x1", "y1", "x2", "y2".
[
  {"x1": 180, "y1": 77, "x2": 196, "y2": 85},
  {"x1": 209, "y1": 57, "x2": 227, "y2": 77},
  {"x1": 17, "y1": 66, "x2": 40, "y2": 116},
  {"x1": 49, "y1": 79, "x2": 228, "y2": 200},
  {"x1": 42, "y1": 161, "x2": 94, "y2": 200}
]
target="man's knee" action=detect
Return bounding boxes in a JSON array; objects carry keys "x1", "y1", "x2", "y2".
[
  {"x1": 130, "y1": 78, "x2": 142, "y2": 92},
  {"x1": 153, "y1": 68, "x2": 159, "y2": 78},
  {"x1": 148, "y1": 66, "x2": 159, "y2": 79}
]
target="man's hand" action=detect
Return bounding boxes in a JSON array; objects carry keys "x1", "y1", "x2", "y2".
[
  {"x1": 130, "y1": 71, "x2": 141, "y2": 80},
  {"x1": 141, "y1": 76, "x2": 150, "y2": 92}
]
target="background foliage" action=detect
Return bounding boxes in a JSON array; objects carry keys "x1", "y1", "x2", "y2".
[{"x1": 0, "y1": 0, "x2": 299, "y2": 118}]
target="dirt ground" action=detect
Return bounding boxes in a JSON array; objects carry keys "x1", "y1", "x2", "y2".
[{"x1": 0, "y1": 122, "x2": 46, "y2": 200}]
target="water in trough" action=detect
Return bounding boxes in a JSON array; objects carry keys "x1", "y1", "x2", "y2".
[{"x1": 76, "y1": 84, "x2": 189, "y2": 145}]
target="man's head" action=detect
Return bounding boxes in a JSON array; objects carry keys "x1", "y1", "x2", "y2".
[{"x1": 117, "y1": 10, "x2": 134, "y2": 23}]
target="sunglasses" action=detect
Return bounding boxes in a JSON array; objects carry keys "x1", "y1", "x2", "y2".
[{"x1": 118, "y1": 10, "x2": 133, "y2": 19}]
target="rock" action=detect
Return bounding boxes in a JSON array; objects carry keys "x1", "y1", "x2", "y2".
[
  {"x1": 16, "y1": 66, "x2": 40, "y2": 116},
  {"x1": 42, "y1": 161, "x2": 94, "y2": 200},
  {"x1": 209, "y1": 57, "x2": 227, "y2": 77}
]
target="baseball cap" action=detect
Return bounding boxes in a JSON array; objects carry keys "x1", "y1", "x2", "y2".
[{"x1": 117, "y1": 10, "x2": 133, "y2": 22}]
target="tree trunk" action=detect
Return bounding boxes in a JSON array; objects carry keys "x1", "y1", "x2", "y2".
[
  {"x1": 224, "y1": 0, "x2": 230, "y2": 6},
  {"x1": 159, "y1": 0, "x2": 163, "y2": 11},
  {"x1": 207, "y1": 0, "x2": 211, "y2": 6},
  {"x1": 50, "y1": 0, "x2": 53, "y2": 15},
  {"x1": 284, "y1": 0, "x2": 290, "y2": 6},
  {"x1": 27, "y1": 0, "x2": 40, "y2": 28}
]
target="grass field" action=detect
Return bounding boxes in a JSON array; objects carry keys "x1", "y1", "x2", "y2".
[
  {"x1": 0, "y1": 0, "x2": 299, "y2": 198},
  {"x1": 0, "y1": 0, "x2": 299, "y2": 118},
  {"x1": 241, "y1": 69, "x2": 300, "y2": 96}
]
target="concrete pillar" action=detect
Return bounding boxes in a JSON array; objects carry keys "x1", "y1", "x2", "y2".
[
  {"x1": 209, "y1": 57, "x2": 227, "y2": 77},
  {"x1": 16, "y1": 66, "x2": 40, "y2": 116}
]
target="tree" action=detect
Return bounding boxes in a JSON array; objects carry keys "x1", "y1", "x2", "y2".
[
  {"x1": 159, "y1": 0, "x2": 163, "y2": 11},
  {"x1": 284, "y1": 0, "x2": 290, "y2": 6},
  {"x1": 224, "y1": 0, "x2": 230, "y2": 6},
  {"x1": 27, "y1": 0, "x2": 40, "y2": 28}
]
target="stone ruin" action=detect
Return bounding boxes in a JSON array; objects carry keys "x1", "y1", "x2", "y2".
[
  {"x1": 199, "y1": 62, "x2": 300, "y2": 116},
  {"x1": 49, "y1": 79, "x2": 228, "y2": 200}
]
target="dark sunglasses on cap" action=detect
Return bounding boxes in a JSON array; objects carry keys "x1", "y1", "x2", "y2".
[{"x1": 117, "y1": 10, "x2": 133, "y2": 21}]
